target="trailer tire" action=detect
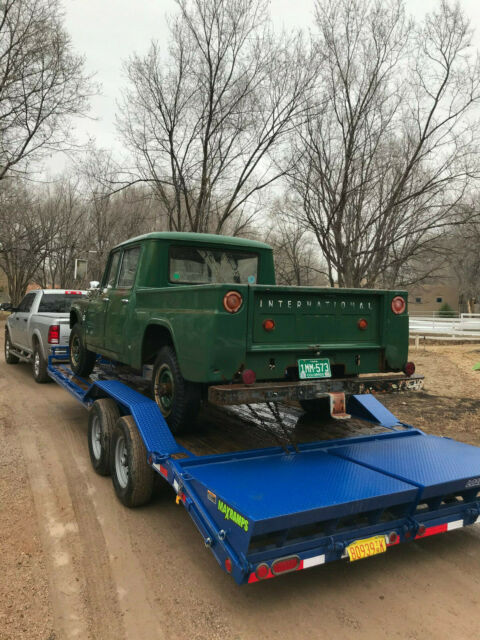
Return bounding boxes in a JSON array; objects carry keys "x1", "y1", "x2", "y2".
[
  {"x1": 4, "y1": 331, "x2": 19, "y2": 364},
  {"x1": 88, "y1": 399, "x2": 120, "y2": 476},
  {"x1": 299, "y1": 397, "x2": 331, "y2": 417},
  {"x1": 151, "y1": 345, "x2": 201, "y2": 435},
  {"x1": 32, "y1": 341, "x2": 50, "y2": 383},
  {"x1": 111, "y1": 415, "x2": 154, "y2": 507},
  {"x1": 69, "y1": 324, "x2": 96, "y2": 377}
]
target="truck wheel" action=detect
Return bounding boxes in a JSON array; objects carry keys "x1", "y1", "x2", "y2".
[
  {"x1": 32, "y1": 342, "x2": 50, "y2": 383},
  {"x1": 151, "y1": 346, "x2": 201, "y2": 435},
  {"x1": 4, "y1": 331, "x2": 19, "y2": 364},
  {"x1": 111, "y1": 415, "x2": 154, "y2": 507},
  {"x1": 69, "y1": 324, "x2": 96, "y2": 377},
  {"x1": 88, "y1": 399, "x2": 120, "y2": 476},
  {"x1": 299, "y1": 398, "x2": 331, "y2": 417}
]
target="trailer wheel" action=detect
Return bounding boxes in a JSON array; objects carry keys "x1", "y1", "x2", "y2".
[
  {"x1": 32, "y1": 341, "x2": 50, "y2": 383},
  {"x1": 299, "y1": 397, "x2": 331, "y2": 417},
  {"x1": 69, "y1": 324, "x2": 96, "y2": 377},
  {"x1": 88, "y1": 399, "x2": 120, "y2": 476},
  {"x1": 4, "y1": 331, "x2": 19, "y2": 364},
  {"x1": 111, "y1": 415, "x2": 154, "y2": 507},
  {"x1": 151, "y1": 345, "x2": 201, "y2": 435}
]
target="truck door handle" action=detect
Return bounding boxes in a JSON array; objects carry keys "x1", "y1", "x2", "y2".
[
  {"x1": 121, "y1": 298, "x2": 129, "y2": 304},
  {"x1": 23, "y1": 318, "x2": 27, "y2": 322},
  {"x1": 102, "y1": 297, "x2": 109, "y2": 302}
]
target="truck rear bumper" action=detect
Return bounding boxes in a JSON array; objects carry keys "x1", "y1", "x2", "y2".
[{"x1": 208, "y1": 373, "x2": 424, "y2": 406}]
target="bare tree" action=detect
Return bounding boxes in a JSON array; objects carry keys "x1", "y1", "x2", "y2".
[
  {"x1": 118, "y1": 0, "x2": 315, "y2": 234},
  {"x1": 0, "y1": 184, "x2": 54, "y2": 303},
  {"x1": 266, "y1": 198, "x2": 327, "y2": 286},
  {"x1": 284, "y1": 0, "x2": 480, "y2": 288},
  {"x1": 35, "y1": 178, "x2": 86, "y2": 288},
  {"x1": 0, "y1": 0, "x2": 92, "y2": 180}
]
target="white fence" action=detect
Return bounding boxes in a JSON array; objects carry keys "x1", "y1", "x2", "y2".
[{"x1": 409, "y1": 313, "x2": 480, "y2": 337}]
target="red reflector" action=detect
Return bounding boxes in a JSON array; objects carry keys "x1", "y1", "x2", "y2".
[
  {"x1": 223, "y1": 291, "x2": 242, "y2": 313},
  {"x1": 242, "y1": 369, "x2": 256, "y2": 385},
  {"x1": 417, "y1": 524, "x2": 426, "y2": 536},
  {"x1": 159, "y1": 465, "x2": 168, "y2": 478},
  {"x1": 404, "y1": 361, "x2": 415, "y2": 376},
  {"x1": 262, "y1": 319, "x2": 275, "y2": 332},
  {"x1": 48, "y1": 325, "x2": 60, "y2": 344},
  {"x1": 272, "y1": 555, "x2": 300, "y2": 575},
  {"x1": 65, "y1": 290, "x2": 82, "y2": 295},
  {"x1": 225, "y1": 558, "x2": 232, "y2": 573},
  {"x1": 357, "y1": 318, "x2": 368, "y2": 330},
  {"x1": 391, "y1": 296, "x2": 406, "y2": 314},
  {"x1": 255, "y1": 563, "x2": 270, "y2": 580},
  {"x1": 388, "y1": 531, "x2": 398, "y2": 545}
]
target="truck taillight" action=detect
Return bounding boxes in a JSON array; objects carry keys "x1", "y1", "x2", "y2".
[
  {"x1": 65, "y1": 290, "x2": 82, "y2": 295},
  {"x1": 223, "y1": 291, "x2": 242, "y2": 313},
  {"x1": 391, "y1": 296, "x2": 406, "y2": 314},
  {"x1": 48, "y1": 325, "x2": 60, "y2": 344}
]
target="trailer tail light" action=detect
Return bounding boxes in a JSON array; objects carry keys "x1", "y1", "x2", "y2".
[
  {"x1": 225, "y1": 558, "x2": 232, "y2": 573},
  {"x1": 404, "y1": 361, "x2": 415, "y2": 377},
  {"x1": 255, "y1": 563, "x2": 270, "y2": 580},
  {"x1": 391, "y1": 296, "x2": 406, "y2": 314},
  {"x1": 272, "y1": 555, "x2": 300, "y2": 575},
  {"x1": 242, "y1": 369, "x2": 256, "y2": 385},
  {"x1": 48, "y1": 325, "x2": 60, "y2": 344},
  {"x1": 357, "y1": 318, "x2": 368, "y2": 330},
  {"x1": 263, "y1": 319, "x2": 275, "y2": 331},
  {"x1": 388, "y1": 531, "x2": 399, "y2": 545},
  {"x1": 223, "y1": 291, "x2": 242, "y2": 313}
]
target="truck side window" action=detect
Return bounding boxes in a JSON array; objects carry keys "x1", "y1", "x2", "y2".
[
  {"x1": 17, "y1": 292, "x2": 36, "y2": 312},
  {"x1": 118, "y1": 246, "x2": 141, "y2": 289},
  {"x1": 104, "y1": 251, "x2": 121, "y2": 289}
]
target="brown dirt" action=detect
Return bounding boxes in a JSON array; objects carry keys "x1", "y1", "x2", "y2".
[{"x1": 2, "y1": 327, "x2": 480, "y2": 640}]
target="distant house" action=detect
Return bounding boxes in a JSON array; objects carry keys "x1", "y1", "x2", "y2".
[{"x1": 408, "y1": 282, "x2": 459, "y2": 314}]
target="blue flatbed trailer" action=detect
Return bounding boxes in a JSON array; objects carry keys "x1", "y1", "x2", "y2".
[{"x1": 48, "y1": 349, "x2": 480, "y2": 585}]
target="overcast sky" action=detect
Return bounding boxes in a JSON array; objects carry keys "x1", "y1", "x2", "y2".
[{"x1": 53, "y1": 0, "x2": 480, "y2": 173}]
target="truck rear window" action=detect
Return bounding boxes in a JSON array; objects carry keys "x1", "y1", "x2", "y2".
[
  {"x1": 169, "y1": 247, "x2": 258, "y2": 285},
  {"x1": 38, "y1": 293, "x2": 84, "y2": 313}
]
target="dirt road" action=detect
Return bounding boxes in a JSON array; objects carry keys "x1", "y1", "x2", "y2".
[{"x1": 2, "y1": 337, "x2": 480, "y2": 640}]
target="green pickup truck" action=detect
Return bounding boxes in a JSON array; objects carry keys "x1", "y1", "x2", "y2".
[{"x1": 69, "y1": 232, "x2": 416, "y2": 433}]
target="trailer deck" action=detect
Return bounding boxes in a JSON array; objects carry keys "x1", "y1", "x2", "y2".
[{"x1": 48, "y1": 350, "x2": 480, "y2": 585}]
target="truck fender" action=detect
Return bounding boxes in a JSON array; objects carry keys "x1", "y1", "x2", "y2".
[
  {"x1": 31, "y1": 329, "x2": 44, "y2": 358},
  {"x1": 141, "y1": 322, "x2": 177, "y2": 366},
  {"x1": 70, "y1": 309, "x2": 82, "y2": 329}
]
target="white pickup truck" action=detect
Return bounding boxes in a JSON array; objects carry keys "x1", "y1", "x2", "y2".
[{"x1": 4, "y1": 289, "x2": 86, "y2": 382}]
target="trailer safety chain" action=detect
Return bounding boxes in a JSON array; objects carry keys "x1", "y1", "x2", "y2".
[{"x1": 246, "y1": 402, "x2": 299, "y2": 454}]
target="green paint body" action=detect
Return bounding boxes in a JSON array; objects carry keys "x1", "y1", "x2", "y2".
[{"x1": 71, "y1": 232, "x2": 409, "y2": 383}]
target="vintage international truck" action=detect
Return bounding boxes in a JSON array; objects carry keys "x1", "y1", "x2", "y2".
[{"x1": 69, "y1": 232, "x2": 416, "y2": 433}]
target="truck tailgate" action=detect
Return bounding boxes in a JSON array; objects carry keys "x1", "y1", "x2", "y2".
[{"x1": 249, "y1": 286, "x2": 383, "y2": 349}]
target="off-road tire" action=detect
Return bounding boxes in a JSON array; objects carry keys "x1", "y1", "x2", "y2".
[
  {"x1": 151, "y1": 345, "x2": 201, "y2": 435},
  {"x1": 32, "y1": 341, "x2": 50, "y2": 383},
  {"x1": 88, "y1": 399, "x2": 120, "y2": 476},
  {"x1": 299, "y1": 397, "x2": 331, "y2": 417},
  {"x1": 110, "y1": 415, "x2": 154, "y2": 507},
  {"x1": 4, "y1": 331, "x2": 19, "y2": 364},
  {"x1": 69, "y1": 323, "x2": 96, "y2": 377}
]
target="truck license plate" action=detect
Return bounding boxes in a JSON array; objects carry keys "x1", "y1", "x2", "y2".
[
  {"x1": 298, "y1": 358, "x2": 331, "y2": 379},
  {"x1": 346, "y1": 535, "x2": 387, "y2": 562}
]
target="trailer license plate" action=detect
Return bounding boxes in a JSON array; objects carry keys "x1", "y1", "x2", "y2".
[
  {"x1": 346, "y1": 535, "x2": 387, "y2": 562},
  {"x1": 298, "y1": 358, "x2": 331, "y2": 379}
]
